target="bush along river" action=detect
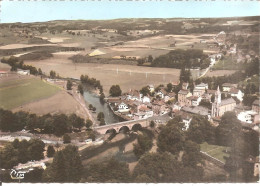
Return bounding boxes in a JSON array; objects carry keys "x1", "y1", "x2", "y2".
[{"x1": 83, "y1": 90, "x2": 124, "y2": 124}]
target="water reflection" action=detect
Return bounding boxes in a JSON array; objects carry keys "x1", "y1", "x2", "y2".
[{"x1": 83, "y1": 90, "x2": 123, "y2": 124}]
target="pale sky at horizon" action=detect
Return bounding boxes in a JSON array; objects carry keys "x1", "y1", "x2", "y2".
[{"x1": 0, "y1": 0, "x2": 259, "y2": 23}]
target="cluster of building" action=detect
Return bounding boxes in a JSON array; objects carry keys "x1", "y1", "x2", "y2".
[
  {"x1": 107, "y1": 85, "x2": 176, "y2": 120},
  {"x1": 174, "y1": 82, "x2": 259, "y2": 130},
  {"x1": 107, "y1": 81, "x2": 259, "y2": 131}
]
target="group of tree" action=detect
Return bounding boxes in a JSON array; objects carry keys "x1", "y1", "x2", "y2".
[
  {"x1": 133, "y1": 130, "x2": 153, "y2": 158},
  {"x1": 131, "y1": 117, "x2": 205, "y2": 182},
  {"x1": 42, "y1": 145, "x2": 83, "y2": 182},
  {"x1": 109, "y1": 85, "x2": 122, "y2": 97},
  {"x1": 66, "y1": 80, "x2": 73, "y2": 90},
  {"x1": 80, "y1": 74, "x2": 103, "y2": 94},
  {"x1": 1, "y1": 56, "x2": 39, "y2": 75},
  {"x1": 0, "y1": 109, "x2": 91, "y2": 136},
  {"x1": 216, "y1": 112, "x2": 259, "y2": 182},
  {"x1": 97, "y1": 112, "x2": 106, "y2": 126},
  {"x1": 195, "y1": 71, "x2": 246, "y2": 90},
  {"x1": 0, "y1": 138, "x2": 45, "y2": 169},
  {"x1": 82, "y1": 158, "x2": 130, "y2": 182},
  {"x1": 151, "y1": 49, "x2": 210, "y2": 69},
  {"x1": 88, "y1": 104, "x2": 96, "y2": 112}
]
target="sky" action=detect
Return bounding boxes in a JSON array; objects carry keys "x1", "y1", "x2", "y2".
[{"x1": 0, "y1": 0, "x2": 259, "y2": 23}]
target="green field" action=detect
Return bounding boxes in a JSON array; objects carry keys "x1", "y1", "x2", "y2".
[
  {"x1": 0, "y1": 78, "x2": 60, "y2": 109},
  {"x1": 200, "y1": 142, "x2": 230, "y2": 163},
  {"x1": 212, "y1": 56, "x2": 245, "y2": 71}
]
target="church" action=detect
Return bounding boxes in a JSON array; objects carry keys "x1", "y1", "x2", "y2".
[{"x1": 211, "y1": 86, "x2": 236, "y2": 117}]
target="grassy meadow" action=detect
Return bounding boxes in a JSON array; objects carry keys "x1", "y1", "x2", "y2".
[
  {"x1": 200, "y1": 142, "x2": 230, "y2": 163},
  {"x1": 0, "y1": 78, "x2": 60, "y2": 109}
]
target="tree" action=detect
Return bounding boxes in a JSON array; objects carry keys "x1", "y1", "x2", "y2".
[
  {"x1": 187, "y1": 115, "x2": 215, "y2": 144},
  {"x1": 85, "y1": 119, "x2": 93, "y2": 129},
  {"x1": 216, "y1": 112, "x2": 242, "y2": 146},
  {"x1": 62, "y1": 145, "x2": 83, "y2": 182},
  {"x1": 97, "y1": 112, "x2": 105, "y2": 121},
  {"x1": 52, "y1": 114, "x2": 69, "y2": 137},
  {"x1": 68, "y1": 113, "x2": 84, "y2": 130},
  {"x1": 47, "y1": 145, "x2": 55, "y2": 158},
  {"x1": 92, "y1": 107, "x2": 96, "y2": 112},
  {"x1": 78, "y1": 83, "x2": 84, "y2": 95},
  {"x1": 82, "y1": 158, "x2": 130, "y2": 182},
  {"x1": 100, "y1": 118, "x2": 106, "y2": 126},
  {"x1": 149, "y1": 120, "x2": 155, "y2": 128},
  {"x1": 137, "y1": 58, "x2": 145, "y2": 66},
  {"x1": 17, "y1": 139, "x2": 30, "y2": 163},
  {"x1": 166, "y1": 83, "x2": 173, "y2": 92},
  {"x1": 88, "y1": 104, "x2": 93, "y2": 110},
  {"x1": 38, "y1": 68, "x2": 43, "y2": 75},
  {"x1": 157, "y1": 118, "x2": 185, "y2": 155},
  {"x1": 50, "y1": 70, "x2": 56, "y2": 79},
  {"x1": 43, "y1": 151, "x2": 67, "y2": 182},
  {"x1": 109, "y1": 85, "x2": 122, "y2": 97},
  {"x1": 140, "y1": 86, "x2": 150, "y2": 96},
  {"x1": 63, "y1": 134, "x2": 71, "y2": 144},
  {"x1": 133, "y1": 132, "x2": 153, "y2": 158},
  {"x1": 24, "y1": 168, "x2": 43, "y2": 183},
  {"x1": 182, "y1": 140, "x2": 202, "y2": 167},
  {"x1": 100, "y1": 92, "x2": 105, "y2": 102},
  {"x1": 148, "y1": 55, "x2": 153, "y2": 62},
  {"x1": 28, "y1": 138, "x2": 45, "y2": 161},
  {"x1": 0, "y1": 143, "x2": 19, "y2": 169},
  {"x1": 133, "y1": 152, "x2": 182, "y2": 182},
  {"x1": 66, "y1": 80, "x2": 73, "y2": 90}
]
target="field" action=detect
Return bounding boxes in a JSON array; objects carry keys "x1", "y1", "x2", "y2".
[
  {"x1": 205, "y1": 70, "x2": 237, "y2": 77},
  {"x1": 0, "y1": 75, "x2": 60, "y2": 109},
  {"x1": 25, "y1": 54, "x2": 180, "y2": 95},
  {"x1": 200, "y1": 142, "x2": 230, "y2": 163}
]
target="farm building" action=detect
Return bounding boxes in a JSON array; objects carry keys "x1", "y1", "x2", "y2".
[{"x1": 17, "y1": 69, "x2": 30, "y2": 75}]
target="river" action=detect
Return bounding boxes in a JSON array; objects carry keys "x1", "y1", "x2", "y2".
[{"x1": 83, "y1": 90, "x2": 123, "y2": 124}]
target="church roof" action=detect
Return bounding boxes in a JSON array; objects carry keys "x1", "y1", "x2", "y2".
[{"x1": 220, "y1": 98, "x2": 236, "y2": 106}]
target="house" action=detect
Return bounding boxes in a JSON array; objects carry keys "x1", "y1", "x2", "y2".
[
  {"x1": 142, "y1": 96, "x2": 151, "y2": 103},
  {"x1": 178, "y1": 89, "x2": 192, "y2": 107},
  {"x1": 193, "y1": 83, "x2": 208, "y2": 97},
  {"x1": 195, "y1": 83, "x2": 208, "y2": 90},
  {"x1": 148, "y1": 85, "x2": 154, "y2": 93},
  {"x1": 0, "y1": 70, "x2": 8, "y2": 77},
  {"x1": 222, "y1": 83, "x2": 237, "y2": 92},
  {"x1": 211, "y1": 86, "x2": 236, "y2": 117},
  {"x1": 164, "y1": 92, "x2": 176, "y2": 102},
  {"x1": 182, "y1": 106, "x2": 210, "y2": 118},
  {"x1": 139, "y1": 106, "x2": 153, "y2": 118},
  {"x1": 127, "y1": 90, "x2": 142, "y2": 102},
  {"x1": 252, "y1": 99, "x2": 259, "y2": 113},
  {"x1": 156, "y1": 88, "x2": 167, "y2": 99},
  {"x1": 237, "y1": 110, "x2": 258, "y2": 124},
  {"x1": 174, "y1": 111, "x2": 193, "y2": 130},
  {"x1": 17, "y1": 69, "x2": 30, "y2": 75},
  {"x1": 152, "y1": 100, "x2": 169, "y2": 116},
  {"x1": 117, "y1": 102, "x2": 130, "y2": 113},
  {"x1": 229, "y1": 88, "x2": 244, "y2": 101},
  {"x1": 186, "y1": 96, "x2": 202, "y2": 106}
]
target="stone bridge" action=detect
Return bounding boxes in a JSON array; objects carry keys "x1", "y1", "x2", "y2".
[{"x1": 94, "y1": 119, "x2": 149, "y2": 135}]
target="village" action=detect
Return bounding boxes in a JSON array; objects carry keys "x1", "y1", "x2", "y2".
[
  {"x1": 106, "y1": 80, "x2": 259, "y2": 131},
  {"x1": 0, "y1": 10, "x2": 259, "y2": 183}
]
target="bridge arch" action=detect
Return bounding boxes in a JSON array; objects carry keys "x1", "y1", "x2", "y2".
[
  {"x1": 105, "y1": 128, "x2": 117, "y2": 134},
  {"x1": 119, "y1": 126, "x2": 130, "y2": 133},
  {"x1": 131, "y1": 123, "x2": 142, "y2": 131}
]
